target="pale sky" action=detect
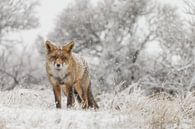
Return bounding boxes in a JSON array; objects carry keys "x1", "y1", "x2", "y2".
[
  {"x1": 21, "y1": 0, "x2": 71, "y2": 43},
  {"x1": 37, "y1": 0, "x2": 71, "y2": 37}
]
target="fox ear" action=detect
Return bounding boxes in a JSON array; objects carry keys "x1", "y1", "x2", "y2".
[
  {"x1": 45, "y1": 40, "x2": 56, "y2": 53},
  {"x1": 63, "y1": 41, "x2": 74, "y2": 53}
]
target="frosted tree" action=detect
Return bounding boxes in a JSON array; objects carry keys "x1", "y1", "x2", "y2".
[
  {"x1": 135, "y1": 4, "x2": 195, "y2": 95},
  {"x1": 0, "y1": 0, "x2": 39, "y2": 90},
  {"x1": 0, "y1": 0, "x2": 38, "y2": 43},
  {"x1": 181, "y1": 0, "x2": 195, "y2": 91},
  {"x1": 48, "y1": 0, "x2": 103, "y2": 52}
]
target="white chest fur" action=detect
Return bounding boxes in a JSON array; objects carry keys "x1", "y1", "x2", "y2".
[{"x1": 49, "y1": 63, "x2": 68, "y2": 82}]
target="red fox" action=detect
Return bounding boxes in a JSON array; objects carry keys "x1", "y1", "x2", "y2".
[{"x1": 45, "y1": 40, "x2": 99, "y2": 109}]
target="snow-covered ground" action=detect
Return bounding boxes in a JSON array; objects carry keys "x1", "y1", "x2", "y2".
[
  {"x1": 0, "y1": 86, "x2": 194, "y2": 129},
  {"x1": 0, "y1": 88, "x2": 129, "y2": 129}
]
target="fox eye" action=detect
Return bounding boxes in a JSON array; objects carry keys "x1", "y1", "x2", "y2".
[
  {"x1": 50, "y1": 56, "x2": 56, "y2": 61},
  {"x1": 62, "y1": 57, "x2": 67, "y2": 60}
]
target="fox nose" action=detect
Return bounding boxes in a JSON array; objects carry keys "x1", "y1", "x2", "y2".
[{"x1": 56, "y1": 64, "x2": 61, "y2": 67}]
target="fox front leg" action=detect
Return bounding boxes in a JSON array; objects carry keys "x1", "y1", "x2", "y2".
[
  {"x1": 62, "y1": 84, "x2": 75, "y2": 108},
  {"x1": 53, "y1": 86, "x2": 61, "y2": 108},
  {"x1": 67, "y1": 93, "x2": 74, "y2": 108}
]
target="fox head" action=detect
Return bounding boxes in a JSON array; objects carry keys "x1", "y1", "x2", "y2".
[{"x1": 45, "y1": 40, "x2": 74, "y2": 72}]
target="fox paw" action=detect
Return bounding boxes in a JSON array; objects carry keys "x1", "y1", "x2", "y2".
[{"x1": 81, "y1": 100, "x2": 89, "y2": 109}]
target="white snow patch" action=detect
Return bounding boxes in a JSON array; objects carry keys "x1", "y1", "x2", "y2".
[
  {"x1": 0, "y1": 89, "x2": 129, "y2": 129},
  {"x1": 0, "y1": 87, "x2": 194, "y2": 129}
]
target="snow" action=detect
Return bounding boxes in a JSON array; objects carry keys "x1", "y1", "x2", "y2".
[
  {"x1": 0, "y1": 88, "x2": 130, "y2": 129},
  {"x1": 0, "y1": 87, "x2": 194, "y2": 129},
  {"x1": 0, "y1": 106, "x2": 126, "y2": 129}
]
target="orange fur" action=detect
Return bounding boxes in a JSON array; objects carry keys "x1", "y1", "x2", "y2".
[{"x1": 45, "y1": 40, "x2": 98, "y2": 109}]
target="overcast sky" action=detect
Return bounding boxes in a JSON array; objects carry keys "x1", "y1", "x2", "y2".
[
  {"x1": 38, "y1": 0, "x2": 71, "y2": 36},
  {"x1": 20, "y1": 0, "x2": 70, "y2": 44}
]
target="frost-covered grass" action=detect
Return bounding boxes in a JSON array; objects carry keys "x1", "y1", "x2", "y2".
[{"x1": 0, "y1": 86, "x2": 195, "y2": 129}]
